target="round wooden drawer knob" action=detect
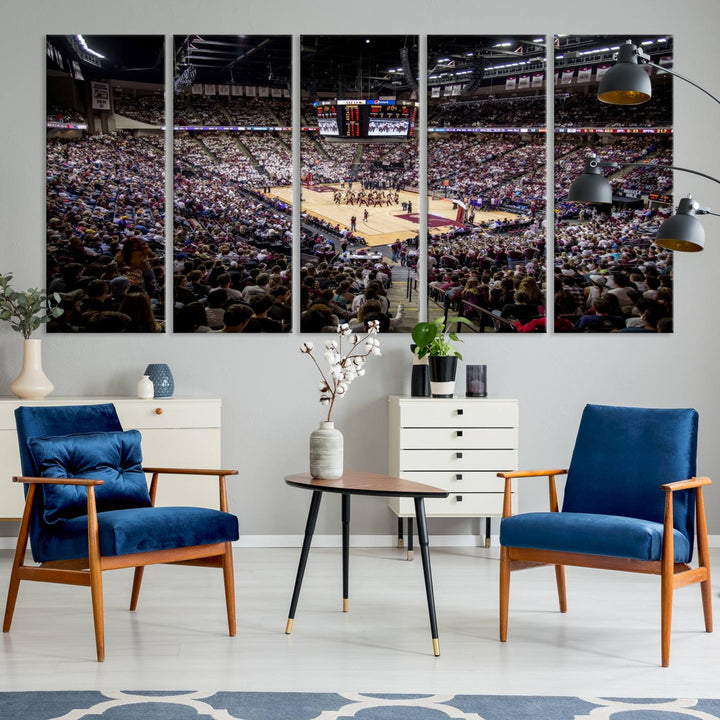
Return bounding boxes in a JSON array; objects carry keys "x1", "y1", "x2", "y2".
[{"x1": 155, "y1": 407, "x2": 163, "y2": 415}]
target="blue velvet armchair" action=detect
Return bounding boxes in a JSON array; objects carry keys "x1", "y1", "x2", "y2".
[
  {"x1": 3, "y1": 403, "x2": 239, "y2": 661},
  {"x1": 498, "y1": 404, "x2": 712, "y2": 667}
]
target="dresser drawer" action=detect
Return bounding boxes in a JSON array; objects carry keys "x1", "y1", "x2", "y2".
[
  {"x1": 114, "y1": 399, "x2": 221, "y2": 430},
  {"x1": 390, "y1": 492, "x2": 512, "y2": 517},
  {"x1": 399, "y1": 448, "x2": 517, "y2": 472},
  {"x1": 400, "y1": 427, "x2": 517, "y2": 450},
  {"x1": 396, "y1": 470, "x2": 506, "y2": 493},
  {"x1": 396, "y1": 399, "x2": 518, "y2": 429}
]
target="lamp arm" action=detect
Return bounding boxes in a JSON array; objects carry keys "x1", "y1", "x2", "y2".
[
  {"x1": 645, "y1": 60, "x2": 720, "y2": 107},
  {"x1": 597, "y1": 160, "x2": 720, "y2": 187}
]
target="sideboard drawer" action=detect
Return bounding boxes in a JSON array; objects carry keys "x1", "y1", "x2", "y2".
[
  {"x1": 397, "y1": 399, "x2": 518, "y2": 429},
  {"x1": 399, "y1": 448, "x2": 517, "y2": 472},
  {"x1": 114, "y1": 399, "x2": 220, "y2": 430},
  {"x1": 390, "y1": 492, "x2": 513, "y2": 518},
  {"x1": 396, "y1": 470, "x2": 506, "y2": 493},
  {"x1": 400, "y1": 427, "x2": 517, "y2": 450}
]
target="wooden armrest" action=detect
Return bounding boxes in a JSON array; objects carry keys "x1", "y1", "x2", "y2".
[
  {"x1": 661, "y1": 476, "x2": 712, "y2": 492},
  {"x1": 143, "y1": 467, "x2": 238, "y2": 477},
  {"x1": 500, "y1": 469, "x2": 568, "y2": 519},
  {"x1": 13, "y1": 475, "x2": 104, "y2": 487},
  {"x1": 497, "y1": 469, "x2": 568, "y2": 479}
]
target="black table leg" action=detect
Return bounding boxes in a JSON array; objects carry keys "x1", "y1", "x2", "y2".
[
  {"x1": 286, "y1": 490, "x2": 323, "y2": 634},
  {"x1": 414, "y1": 496, "x2": 440, "y2": 656},
  {"x1": 342, "y1": 493, "x2": 350, "y2": 612},
  {"x1": 397, "y1": 517, "x2": 404, "y2": 548},
  {"x1": 407, "y1": 517, "x2": 414, "y2": 561}
]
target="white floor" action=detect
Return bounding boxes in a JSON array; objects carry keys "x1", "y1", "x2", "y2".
[{"x1": 0, "y1": 546, "x2": 718, "y2": 697}]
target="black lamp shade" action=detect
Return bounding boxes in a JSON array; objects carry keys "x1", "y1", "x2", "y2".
[
  {"x1": 568, "y1": 157, "x2": 613, "y2": 203},
  {"x1": 568, "y1": 171, "x2": 613, "y2": 204},
  {"x1": 655, "y1": 197, "x2": 706, "y2": 252},
  {"x1": 598, "y1": 42, "x2": 652, "y2": 105}
]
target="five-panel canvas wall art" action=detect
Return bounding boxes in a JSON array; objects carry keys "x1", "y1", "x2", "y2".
[{"x1": 45, "y1": 34, "x2": 674, "y2": 334}]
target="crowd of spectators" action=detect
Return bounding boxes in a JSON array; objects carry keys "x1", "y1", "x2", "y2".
[
  {"x1": 174, "y1": 96, "x2": 291, "y2": 126},
  {"x1": 553, "y1": 206, "x2": 674, "y2": 332},
  {"x1": 554, "y1": 84, "x2": 672, "y2": 128},
  {"x1": 429, "y1": 95, "x2": 544, "y2": 128},
  {"x1": 172, "y1": 127, "x2": 293, "y2": 332},
  {"x1": 46, "y1": 131, "x2": 165, "y2": 332},
  {"x1": 47, "y1": 104, "x2": 86, "y2": 124},
  {"x1": 112, "y1": 90, "x2": 165, "y2": 125}
]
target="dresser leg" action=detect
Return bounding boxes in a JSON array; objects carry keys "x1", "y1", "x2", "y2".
[
  {"x1": 485, "y1": 517, "x2": 492, "y2": 548},
  {"x1": 397, "y1": 517, "x2": 404, "y2": 548}
]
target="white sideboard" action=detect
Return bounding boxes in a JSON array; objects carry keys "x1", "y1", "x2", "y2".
[
  {"x1": 0, "y1": 396, "x2": 222, "y2": 519},
  {"x1": 388, "y1": 395, "x2": 519, "y2": 546}
]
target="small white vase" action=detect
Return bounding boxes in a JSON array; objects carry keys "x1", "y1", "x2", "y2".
[
  {"x1": 309, "y1": 421, "x2": 344, "y2": 480},
  {"x1": 10, "y1": 338, "x2": 54, "y2": 400},
  {"x1": 136, "y1": 375, "x2": 154, "y2": 399}
]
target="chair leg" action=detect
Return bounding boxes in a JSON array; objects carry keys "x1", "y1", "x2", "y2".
[
  {"x1": 3, "y1": 570, "x2": 21, "y2": 634},
  {"x1": 130, "y1": 567, "x2": 144, "y2": 611},
  {"x1": 222, "y1": 542, "x2": 236, "y2": 637},
  {"x1": 660, "y1": 566, "x2": 672, "y2": 668},
  {"x1": 555, "y1": 565, "x2": 567, "y2": 613},
  {"x1": 695, "y1": 487, "x2": 713, "y2": 633},
  {"x1": 499, "y1": 546, "x2": 510, "y2": 642},
  {"x1": 89, "y1": 565, "x2": 105, "y2": 662},
  {"x1": 87, "y1": 490, "x2": 105, "y2": 662},
  {"x1": 3, "y1": 485, "x2": 35, "y2": 633}
]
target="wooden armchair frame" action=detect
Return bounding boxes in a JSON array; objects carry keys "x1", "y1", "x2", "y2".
[
  {"x1": 3, "y1": 466, "x2": 238, "y2": 662},
  {"x1": 498, "y1": 469, "x2": 713, "y2": 667}
]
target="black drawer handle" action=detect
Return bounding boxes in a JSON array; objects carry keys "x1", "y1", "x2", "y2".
[
  {"x1": 456, "y1": 452, "x2": 463, "y2": 459},
  {"x1": 456, "y1": 430, "x2": 463, "y2": 437},
  {"x1": 457, "y1": 408, "x2": 464, "y2": 415},
  {"x1": 455, "y1": 495, "x2": 463, "y2": 502},
  {"x1": 456, "y1": 473, "x2": 463, "y2": 481}
]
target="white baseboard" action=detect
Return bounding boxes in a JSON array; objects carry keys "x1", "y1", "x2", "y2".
[{"x1": 2, "y1": 534, "x2": 720, "y2": 550}]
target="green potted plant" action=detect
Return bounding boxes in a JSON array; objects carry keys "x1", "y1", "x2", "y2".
[
  {"x1": 411, "y1": 316, "x2": 473, "y2": 397},
  {"x1": 0, "y1": 273, "x2": 63, "y2": 399}
]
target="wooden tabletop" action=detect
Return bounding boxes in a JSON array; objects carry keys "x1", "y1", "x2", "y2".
[{"x1": 285, "y1": 471, "x2": 449, "y2": 499}]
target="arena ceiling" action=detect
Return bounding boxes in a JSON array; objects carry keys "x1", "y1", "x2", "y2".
[{"x1": 47, "y1": 34, "x2": 673, "y2": 98}]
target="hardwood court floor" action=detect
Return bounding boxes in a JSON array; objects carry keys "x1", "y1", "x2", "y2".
[
  {"x1": 269, "y1": 184, "x2": 518, "y2": 247},
  {"x1": 0, "y1": 546, "x2": 718, "y2": 697}
]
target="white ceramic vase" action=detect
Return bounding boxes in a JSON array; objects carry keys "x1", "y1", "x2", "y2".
[
  {"x1": 10, "y1": 338, "x2": 54, "y2": 400},
  {"x1": 136, "y1": 375, "x2": 154, "y2": 399},
  {"x1": 309, "y1": 421, "x2": 344, "y2": 480}
]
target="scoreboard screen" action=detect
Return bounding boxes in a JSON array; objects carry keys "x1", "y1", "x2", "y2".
[
  {"x1": 314, "y1": 99, "x2": 417, "y2": 139},
  {"x1": 316, "y1": 104, "x2": 339, "y2": 136}
]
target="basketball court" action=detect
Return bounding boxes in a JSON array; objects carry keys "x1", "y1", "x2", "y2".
[{"x1": 267, "y1": 183, "x2": 520, "y2": 248}]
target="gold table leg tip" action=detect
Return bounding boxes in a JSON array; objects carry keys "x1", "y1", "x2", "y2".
[
  {"x1": 343, "y1": 598, "x2": 349, "y2": 613},
  {"x1": 407, "y1": 550, "x2": 414, "y2": 561},
  {"x1": 285, "y1": 618, "x2": 294, "y2": 634},
  {"x1": 432, "y1": 638, "x2": 440, "y2": 656}
]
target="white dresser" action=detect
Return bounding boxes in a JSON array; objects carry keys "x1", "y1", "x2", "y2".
[
  {"x1": 0, "y1": 396, "x2": 222, "y2": 519},
  {"x1": 388, "y1": 395, "x2": 519, "y2": 550}
]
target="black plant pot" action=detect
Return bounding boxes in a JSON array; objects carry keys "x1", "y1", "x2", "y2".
[{"x1": 428, "y1": 355, "x2": 458, "y2": 398}]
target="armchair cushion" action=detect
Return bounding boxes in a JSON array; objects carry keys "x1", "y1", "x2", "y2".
[
  {"x1": 28, "y1": 430, "x2": 152, "y2": 525},
  {"x1": 500, "y1": 511, "x2": 692, "y2": 563},
  {"x1": 35, "y1": 506, "x2": 240, "y2": 563}
]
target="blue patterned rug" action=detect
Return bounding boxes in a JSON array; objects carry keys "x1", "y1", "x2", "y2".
[{"x1": 2, "y1": 692, "x2": 720, "y2": 720}]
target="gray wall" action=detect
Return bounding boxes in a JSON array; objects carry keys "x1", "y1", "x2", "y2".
[{"x1": 2, "y1": 0, "x2": 719, "y2": 538}]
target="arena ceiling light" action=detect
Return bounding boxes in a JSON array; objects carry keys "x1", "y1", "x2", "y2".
[
  {"x1": 598, "y1": 39, "x2": 718, "y2": 106},
  {"x1": 569, "y1": 155, "x2": 720, "y2": 251}
]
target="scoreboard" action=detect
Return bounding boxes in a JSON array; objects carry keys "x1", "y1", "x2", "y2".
[{"x1": 315, "y1": 99, "x2": 417, "y2": 139}]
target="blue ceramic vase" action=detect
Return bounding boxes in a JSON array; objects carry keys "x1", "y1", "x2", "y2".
[{"x1": 144, "y1": 364, "x2": 174, "y2": 398}]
